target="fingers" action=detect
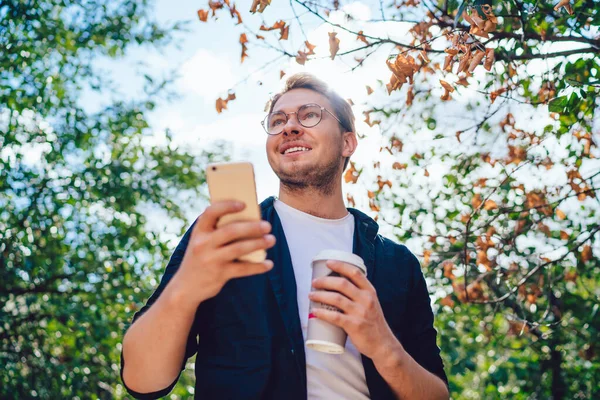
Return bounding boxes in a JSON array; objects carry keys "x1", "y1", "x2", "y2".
[
  {"x1": 310, "y1": 308, "x2": 351, "y2": 329},
  {"x1": 312, "y1": 276, "x2": 361, "y2": 301},
  {"x1": 309, "y1": 290, "x2": 356, "y2": 314},
  {"x1": 211, "y1": 220, "x2": 272, "y2": 248},
  {"x1": 325, "y1": 260, "x2": 372, "y2": 291},
  {"x1": 223, "y1": 259, "x2": 274, "y2": 279},
  {"x1": 193, "y1": 201, "x2": 245, "y2": 234},
  {"x1": 215, "y1": 234, "x2": 276, "y2": 262}
]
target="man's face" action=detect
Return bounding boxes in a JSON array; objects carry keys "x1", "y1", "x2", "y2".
[{"x1": 265, "y1": 88, "x2": 353, "y2": 193}]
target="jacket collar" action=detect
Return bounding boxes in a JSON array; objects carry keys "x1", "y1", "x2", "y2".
[{"x1": 259, "y1": 196, "x2": 379, "y2": 394}]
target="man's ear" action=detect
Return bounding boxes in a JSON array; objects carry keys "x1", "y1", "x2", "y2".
[{"x1": 342, "y1": 131, "x2": 358, "y2": 158}]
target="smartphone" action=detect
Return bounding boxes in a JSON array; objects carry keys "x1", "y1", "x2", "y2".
[{"x1": 206, "y1": 161, "x2": 267, "y2": 263}]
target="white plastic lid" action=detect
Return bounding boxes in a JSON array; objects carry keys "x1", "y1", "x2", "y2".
[{"x1": 311, "y1": 250, "x2": 367, "y2": 276}]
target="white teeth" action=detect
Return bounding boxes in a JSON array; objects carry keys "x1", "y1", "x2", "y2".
[{"x1": 284, "y1": 146, "x2": 311, "y2": 154}]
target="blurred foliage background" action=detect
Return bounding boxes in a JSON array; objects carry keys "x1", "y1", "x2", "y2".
[{"x1": 1, "y1": 0, "x2": 598, "y2": 399}]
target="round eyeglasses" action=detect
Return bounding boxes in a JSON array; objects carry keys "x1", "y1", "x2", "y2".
[{"x1": 261, "y1": 103, "x2": 345, "y2": 135}]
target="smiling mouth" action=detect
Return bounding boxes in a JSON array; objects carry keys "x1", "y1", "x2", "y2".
[{"x1": 282, "y1": 146, "x2": 312, "y2": 155}]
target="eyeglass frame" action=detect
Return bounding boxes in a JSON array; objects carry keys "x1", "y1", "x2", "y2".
[{"x1": 261, "y1": 103, "x2": 346, "y2": 135}]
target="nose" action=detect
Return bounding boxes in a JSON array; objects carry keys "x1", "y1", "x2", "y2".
[{"x1": 282, "y1": 113, "x2": 303, "y2": 136}]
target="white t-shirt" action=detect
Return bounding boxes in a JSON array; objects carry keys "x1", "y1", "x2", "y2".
[{"x1": 274, "y1": 199, "x2": 370, "y2": 400}]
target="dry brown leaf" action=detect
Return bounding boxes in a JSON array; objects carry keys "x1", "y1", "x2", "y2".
[
  {"x1": 369, "y1": 198, "x2": 380, "y2": 212},
  {"x1": 347, "y1": 98, "x2": 354, "y2": 106},
  {"x1": 484, "y1": 48, "x2": 495, "y2": 71},
  {"x1": 392, "y1": 162, "x2": 408, "y2": 170},
  {"x1": 490, "y1": 87, "x2": 507, "y2": 103},
  {"x1": 483, "y1": 19, "x2": 497, "y2": 33},
  {"x1": 462, "y1": 10, "x2": 475, "y2": 26},
  {"x1": 305, "y1": 41, "x2": 317, "y2": 55},
  {"x1": 208, "y1": 0, "x2": 224, "y2": 15},
  {"x1": 484, "y1": 200, "x2": 498, "y2": 210},
  {"x1": 296, "y1": 51, "x2": 308, "y2": 65},
  {"x1": 457, "y1": 52, "x2": 471, "y2": 74},
  {"x1": 538, "y1": 223, "x2": 552, "y2": 237},
  {"x1": 564, "y1": 270, "x2": 578, "y2": 282},
  {"x1": 240, "y1": 34, "x2": 249, "y2": 63},
  {"x1": 344, "y1": 162, "x2": 359, "y2": 184},
  {"x1": 391, "y1": 137, "x2": 403, "y2": 152},
  {"x1": 468, "y1": 50, "x2": 485, "y2": 73},
  {"x1": 470, "y1": 25, "x2": 489, "y2": 39},
  {"x1": 216, "y1": 97, "x2": 228, "y2": 113},
  {"x1": 556, "y1": 209, "x2": 567, "y2": 220},
  {"x1": 241, "y1": 44, "x2": 248, "y2": 62},
  {"x1": 280, "y1": 70, "x2": 286, "y2": 79},
  {"x1": 250, "y1": 0, "x2": 271, "y2": 13},
  {"x1": 363, "y1": 110, "x2": 380, "y2": 127},
  {"x1": 357, "y1": 30, "x2": 370, "y2": 45},
  {"x1": 367, "y1": 190, "x2": 376, "y2": 199},
  {"x1": 329, "y1": 32, "x2": 340, "y2": 60},
  {"x1": 366, "y1": 86, "x2": 374, "y2": 95},
  {"x1": 385, "y1": 54, "x2": 419, "y2": 94},
  {"x1": 376, "y1": 175, "x2": 392, "y2": 190},
  {"x1": 347, "y1": 193, "x2": 356, "y2": 207},
  {"x1": 260, "y1": 20, "x2": 289, "y2": 40},
  {"x1": 508, "y1": 62, "x2": 517, "y2": 77},
  {"x1": 470, "y1": 13, "x2": 486, "y2": 29},
  {"x1": 280, "y1": 25, "x2": 289, "y2": 40},
  {"x1": 440, "y1": 79, "x2": 454, "y2": 101},
  {"x1": 439, "y1": 296, "x2": 455, "y2": 308},
  {"x1": 477, "y1": 250, "x2": 492, "y2": 270},
  {"x1": 581, "y1": 245, "x2": 593, "y2": 262},
  {"x1": 507, "y1": 145, "x2": 527, "y2": 164},
  {"x1": 554, "y1": 0, "x2": 574, "y2": 14},
  {"x1": 454, "y1": 75, "x2": 468, "y2": 87},
  {"x1": 560, "y1": 231, "x2": 569, "y2": 240},
  {"x1": 443, "y1": 261, "x2": 455, "y2": 279},
  {"x1": 197, "y1": 9, "x2": 209, "y2": 22},
  {"x1": 472, "y1": 193, "x2": 483, "y2": 208},
  {"x1": 229, "y1": 5, "x2": 243, "y2": 24},
  {"x1": 443, "y1": 54, "x2": 454, "y2": 72},
  {"x1": 423, "y1": 250, "x2": 431, "y2": 266}
]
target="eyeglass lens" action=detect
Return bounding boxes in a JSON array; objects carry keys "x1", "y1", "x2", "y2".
[{"x1": 266, "y1": 104, "x2": 322, "y2": 134}]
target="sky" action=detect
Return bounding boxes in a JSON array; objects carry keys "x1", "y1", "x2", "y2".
[
  {"x1": 80, "y1": 0, "x2": 416, "y2": 239},
  {"x1": 76, "y1": 0, "x2": 599, "y2": 254}
]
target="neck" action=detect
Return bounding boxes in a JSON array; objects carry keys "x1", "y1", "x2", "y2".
[{"x1": 277, "y1": 182, "x2": 348, "y2": 219}]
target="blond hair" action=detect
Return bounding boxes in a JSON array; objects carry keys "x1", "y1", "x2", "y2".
[{"x1": 267, "y1": 73, "x2": 356, "y2": 171}]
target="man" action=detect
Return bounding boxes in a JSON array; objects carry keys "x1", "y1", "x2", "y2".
[{"x1": 121, "y1": 73, "x2": 449, "y2": 399}]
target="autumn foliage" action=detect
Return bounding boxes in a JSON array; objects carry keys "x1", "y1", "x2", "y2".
[{"x1": 196, "y1": 0, "x2": 600, "y2": 397}]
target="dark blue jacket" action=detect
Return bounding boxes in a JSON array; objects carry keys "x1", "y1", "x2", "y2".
[{"x1": 121, "y1": 196, "x2": 447, "y2": 399}]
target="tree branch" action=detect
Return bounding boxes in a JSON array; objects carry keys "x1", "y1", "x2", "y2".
[
  {"x1": 473, "y1": 224, "x2": 600, "y2": 304},
  {"x1": 499, "y1": 47, "x2": 600, "y2": 61}
]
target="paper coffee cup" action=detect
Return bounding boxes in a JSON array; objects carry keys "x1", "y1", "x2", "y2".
[{"x1": 306, "y1": 250, "x2": 367, "y2": 354}]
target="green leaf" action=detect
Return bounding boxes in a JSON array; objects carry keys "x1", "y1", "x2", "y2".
[
  {"x1": 454, "y1": 0, "x2": 469, "y2": 26},
  {"x1": 548, "y1": 95, "x2": 569, "y2": 113}
]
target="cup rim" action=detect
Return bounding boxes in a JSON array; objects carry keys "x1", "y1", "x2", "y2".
[{"x1": 311, "y1": 250, "x2": 367, "y2": 275}]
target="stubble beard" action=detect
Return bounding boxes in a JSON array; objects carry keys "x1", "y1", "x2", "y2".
[{"x1": 275, "y1": 151, "x2": 343, "y2": 197}]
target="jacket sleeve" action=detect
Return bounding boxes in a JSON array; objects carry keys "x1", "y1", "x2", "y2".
[
  {"x1": 120, "y1": 222, "x2": 201, "y2": 399},
  {"x1": 401, "y1": 249, "x2": 449, "y2": 387}
]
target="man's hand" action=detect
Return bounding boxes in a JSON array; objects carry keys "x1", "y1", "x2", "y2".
[
  {"x1": 308, "y1": 260, "x2": 396, "y2": 361},
  {"x1": 169, "y1": 200, "x2": 277, "y2": 307}
]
